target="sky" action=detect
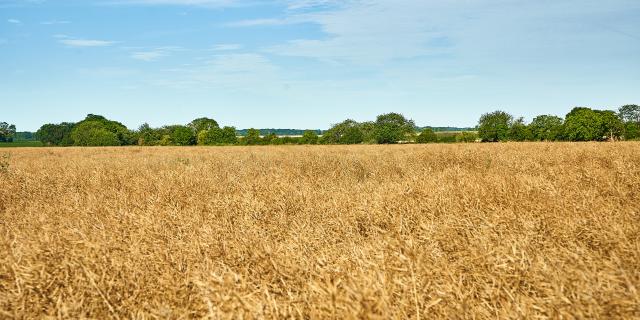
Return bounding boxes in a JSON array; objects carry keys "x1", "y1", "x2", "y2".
[{"x1": 1, "y1": 0, "x2": 639, "y2": 131}]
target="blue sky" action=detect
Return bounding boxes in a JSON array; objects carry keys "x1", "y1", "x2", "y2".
[{"x1": 1, "y1": 0, "x2": 639, "y2": 131}]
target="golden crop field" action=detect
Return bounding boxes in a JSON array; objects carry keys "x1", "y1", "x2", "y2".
[{"x1": 1, "y1": 143, "x2": 639, "y2": 319}]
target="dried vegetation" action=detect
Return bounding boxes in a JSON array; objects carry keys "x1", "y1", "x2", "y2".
[{"x1": 1, "y1": 143, "x2": 639, "y2": 319}]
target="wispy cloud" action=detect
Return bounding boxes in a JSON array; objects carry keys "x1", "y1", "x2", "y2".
[
  {"x1": 102, "y1": 0, "x2": 243, "y2": 7},
  {"x1": 41, "y1": 20, "x2": 71, "y2": 25},
  {"x1": 59, "y1": 38, "x2": 116, "y2": 47},
  {"x1": 226, "y1": 18, "x2": 291, "y2": 27},
  {"x1": 130, "y1": 46, "x2": 183, "y2": 61},
  {"x1": 211, "y1": 43, "x2": 242, "y2": 51},
  {"x1": 7, "y1": 19, "x2": 22, "y2": 24}
]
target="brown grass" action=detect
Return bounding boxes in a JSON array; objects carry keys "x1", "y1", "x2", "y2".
[{"x1": 1, "y1": 143, "x2": 639, "y2": 319}]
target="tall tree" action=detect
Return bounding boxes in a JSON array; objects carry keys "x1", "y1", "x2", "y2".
[
  {"x1": 244, "y1": 128, "x2": 261, "y2": 145},
  {"x1": 0, "y1": 122, "x2": 16, "y2": 142},
  {"x1": 188, "y1": 117, "x2": 219, "y2": 134},
  {"x1": 619, "y1": 104, "x2": 640, "y2": 140},
  {"x1": 373, "y1": 113, "x2": 416, "y2": 144},
  {"x1": 529, "y1": 115, "x2": 563, "y2": 141},
  {"x1": 508, "y1": 117, "x2": 532, "y2": 141},
  {"x1": 36, "y1": 123, "x2": 75, "y2": 146},
  {"x1": 618, "y1": 104, "x2": 640, "y2": 124},
  {"x1": 477, "y1": 110, "x2": 513, "y2": 142},
  {"x1": 321, "y1": 120, "x2": 363, "y2": 144}
]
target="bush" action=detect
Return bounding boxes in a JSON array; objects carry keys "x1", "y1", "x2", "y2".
[
  {"x1": 415, "y1": 128, "x2": 437, "y2": 143},
  {"x1": 71, "y1": 121, "x2": 121, "y2": 146}
]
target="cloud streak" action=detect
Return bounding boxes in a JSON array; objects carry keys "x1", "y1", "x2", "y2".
[{"x1": 59, "y1": 38, "x2": 116, "y2": 47}]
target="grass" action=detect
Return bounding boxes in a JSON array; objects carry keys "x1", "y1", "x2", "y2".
[
  {"x1": 1, "y1": 143, "x2": 639, "y2": 318},
  {"x1": 0, "y1": 141, "x2": 43, "y2": 148}
]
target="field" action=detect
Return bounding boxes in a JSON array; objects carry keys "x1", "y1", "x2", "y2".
[
  {"x1": 0, "y1": 141, "x2": 43, "y2": 148},
  {"x1": 1, "y1": 143, "x2": 639, "y2": 319}
]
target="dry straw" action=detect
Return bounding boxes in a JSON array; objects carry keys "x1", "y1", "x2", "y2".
[{"x1": 1, "y1": 143, "x2": 639, "y2": 318}]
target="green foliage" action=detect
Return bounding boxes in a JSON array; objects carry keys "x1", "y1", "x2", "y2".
[
  {"x1": 166, "y1": 125, "x2": 196, "y2": 146},
  {"x1": 456, "y1": 131, "x2": 478, "y2": 143},
  {"x1": 508, "y1": 117, "x2": 532, "y2": 141},
  {"x1": 478, "y1": 110, "x2": 512, "y2": 142},
  {"x1": 0, "y1": 122, "x2": 16, "y2": 142},
  {"x1": 189, "y1": 117, "x2": 219, "y2": 134},
  {"x1": 563, "y1": 107, "x2": 623, "y2": 141},
  {"x1": 415, "y1": 128, "x2": 437, "y2": 143},
  {"x1": 197, "y1": 126, "x2": 237, "y2": 145},
  {"x1": 36, "y1": 122, "x2": 75, "y2": 146},
  {"x1": 529, "y1": 115, "x2": 563, "y2": 141},
  {"x1": 321, "y1": 120, "x2": 363, "y2": 144},
  {"x1": 0, "y1": 141, "x2": 43, "y2": 148},
  {"x1": 624, "y1": 122, "x2": 640, "y2": 140},
  {"x1": 300, "y1": 130, "x2": 319, "y2": 144},
  {"x1": 136, "y1": 123, "x2": 161, "y2": 146},
  {"x1": 73, "y1": 114, "x2": 134, "y2": 146},
  {"x1": 261, "y1": 133, "x2": 277, "y2": 145},
  {"x1": 358, "y1": 121, "x2": 377, "y2": 144},
  {"x1": 71, "y1": 121, "x2": 121, "y2": 146},
  {"x1": 618, "y1": 104, "x2": 640, "y2": 124},
  {"x1": 598, "y1": 110, "x2": 624, "y2": 141},
  {"x1": 244, "y1": 128, "x2": 261, "y2": 145},
  {"x1": 373, "y1": 113, "x2": 416, "y2": 144}
]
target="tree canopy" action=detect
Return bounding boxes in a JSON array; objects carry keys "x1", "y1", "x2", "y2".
[
  {"x1": 0, "y1": 122, "x2": 16, "y2": 142},
  {"x1": 477, "y1": 111, "x2": 512, "y2": 142}
]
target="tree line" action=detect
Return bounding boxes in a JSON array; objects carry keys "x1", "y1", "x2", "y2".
[
  {"x1": 1, "y1": 104, "x2": 638, "y2": 146},
  {"x1": 477, "y1": 105, "x2": 639, "y2": 142}
]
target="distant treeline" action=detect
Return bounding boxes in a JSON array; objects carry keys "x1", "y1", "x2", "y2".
[{"x1": 1, "y1": 105, "x2": 638, "y2": 146}]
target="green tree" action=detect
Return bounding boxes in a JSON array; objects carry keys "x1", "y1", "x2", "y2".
[
  {"x1": 508, "y1": 117, "x2": 532, "y2": 141},
  {"x1": 71, "y1": 121, "x2": 121, "y2": 146},
  {"x1": 529, "y1": 115, "x2": 563, "y2": 141},
  {"x1": 358, "y1": 121, "x2": 377, "y2": 144},
  {"x1": 598, "y1": 110, "x2": 624, "y2": 141},
  {"x1": 624, "y1": 122, "x2": 640, "y2": 140},
  {"x1": 0, "y1": 122, "x2": 16, "y2": 142},
  {"x1": 415, "y1": 128, "x2": 437, "y2": 143},
  {"x1": 245, "y1": 128, "x2": 261, "y2": 145},
  {"x1": 136, "y1": 123, "x2": 162, "y2": 146},
  {"x1": 188, "y1": 117, "x2": 219, "y2": 134},
  {"x1": 563, "y1": 107, "x2": 602, "y2": 141},
  {"x1": 478, "y1": 110, "x2": 513, "y2": 142},
  {"x1": 321, "y1": 120, "x2": 363, "y2": 144},
  {"x1": 563, "y1": 107, "x2": 622, "y2": 141},
  {"x1": 221, "y1": 126, "x2": 238, "y2": 145},
  {"x1": 300, "y1": 130, "x2": 319, "y2": 144},
  {"x1": 262, "y1": 133, "x2": 278, "y2": 145},
  {"x1": 456, "y1": 131, "x2": 478, "y2": 143},
  {"x1": 75, "y1": 114, "x2": 134, "y2": 145},
  {"x1": 36, "y1": 122, "x2": 75, "y2": 146},
  {"x1": 618, "y1": 104, "x2": 640, "y2": 124},
  {"x1": 373, "y1": 113, "x2": 416, "y2": 144},
  {"x1": 166, "y1": 125, "x2": 196, "y2": 146},
  {"x1": 618, "y1": 104, "x2": 640, "y2": 140}
]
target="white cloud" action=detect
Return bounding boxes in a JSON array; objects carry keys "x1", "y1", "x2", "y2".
[
  {"x1": 41, "y1": 20, "x2": 71, "y2": 25},
  {"x1": 7, "y1": 19, "x2": 22, "y2": 24},
  {"x1": 131, "y1": 51, "x2": 167, "y2": 61},
  {"x1": 59, "y1": 39, "x2": 116, "y2": 47},
  {"x1": 211, "y1": 43, "x2": 242, "y2": 51},
  {"x1": 226, "y1": 18, "x2": 290, "y2": 27},
  {"x1": 149, "y1": 53, "x2": 281, "y2": 91},
  {"x1": 130, "y1": 46, "x2": 183, "y2": 61},
  {"x1": 102, "y1": 0, "x2": 242, "y2": 6}
]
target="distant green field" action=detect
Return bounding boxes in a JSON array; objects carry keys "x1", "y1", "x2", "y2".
[{"x1": 0, "y1": 141, "x2": 44, "y2": 148}]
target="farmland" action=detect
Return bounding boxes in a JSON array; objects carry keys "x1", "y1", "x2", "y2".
[{"x1": 0, "y1": 143, "x2": 639, "y2": 318}]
